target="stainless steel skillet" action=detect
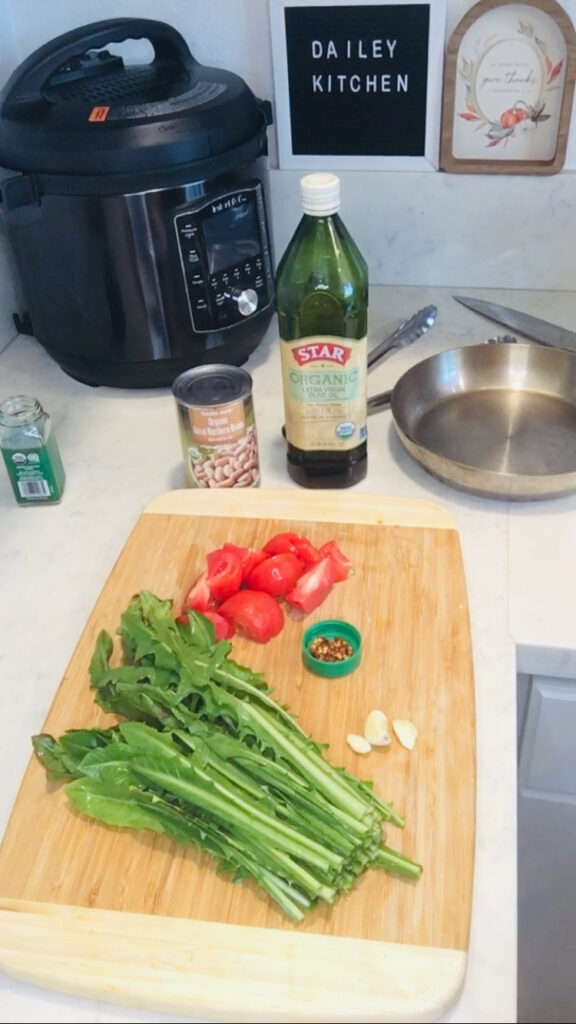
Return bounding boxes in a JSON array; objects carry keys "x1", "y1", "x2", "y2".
[{"x1": 367, "y1": 342, "x2": 576, "y2": 500}]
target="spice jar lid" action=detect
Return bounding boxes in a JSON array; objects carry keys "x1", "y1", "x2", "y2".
[{"x1": 302, "y1": 620, "x2": 362, "y2": 678}]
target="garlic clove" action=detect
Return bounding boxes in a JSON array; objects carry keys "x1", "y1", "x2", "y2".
[
  {"x1": 346, "y1": 733, "x2": 372, "y2": 755},
  {"x1": 392, "y1": 718, "x2": 418, "y2": 750},
  {"x1": 364, "y1": 709, "x2": 391, "y2": 747}
]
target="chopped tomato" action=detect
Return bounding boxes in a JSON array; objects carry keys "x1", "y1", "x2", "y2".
[
  {"x1": 202, "y1": 610, "x2": 236, "y2": 641},
  {"x1": 182, "y1": 531, "x2": 352, "y2": 642},
  {"x1": 318, "y1": 540, "x2": 354, "y2": 582},
  {"x1": 292, "y1": 536, "x2": 322, "y2": 568},
  {"x1": 176, "y1": 608, "x2": 234, "y2": 641},
  {"x1": 222, "y1": 542, "x2": 267, "y2": 580},
  {"x1": 182, "y1": 569, "x2": 213, "y2": 614},
  {"x1": 262, "y1": 532, "x2": 300, "y2": 556},
  {"x1": 263, "y1": 532, "x2": 321, "y2": 569},
  {"x1": 205, "y1": 547, "x2": 243, "y2": 602},
  {"x1": 285, "y1": 557, "x2": 335, "y2": 613},
  {"x1": 244, "y1": 552, "x2": 303, "y2": 598},
  {"x1": 219, "y1": 590, "x2": 284, "y2": 643}
]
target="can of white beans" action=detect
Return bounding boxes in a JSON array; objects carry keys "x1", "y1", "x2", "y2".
[{"x1": 172, "y1": 365, "x2": 260, "y2": 488}]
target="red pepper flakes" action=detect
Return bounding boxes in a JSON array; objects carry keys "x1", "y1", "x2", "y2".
[{"x1": 308, "y1": 635, "x2": 354, "y2": 663}]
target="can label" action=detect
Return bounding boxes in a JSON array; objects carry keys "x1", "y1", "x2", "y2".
[
  {"x1": 177, "y1": 398, "x2": 260, "y2": 488},
  {"x1": 281, "y1": 335, "x2": 368, "y2": 451}
]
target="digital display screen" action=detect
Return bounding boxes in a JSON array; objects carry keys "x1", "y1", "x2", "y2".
[{"x1": 202, "y1": 199, "x2": 261, "y2": 275}]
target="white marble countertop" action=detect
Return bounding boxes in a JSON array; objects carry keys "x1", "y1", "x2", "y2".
[{"x1": 2, "y1": 284, "x2": 576, "y2": 1024}]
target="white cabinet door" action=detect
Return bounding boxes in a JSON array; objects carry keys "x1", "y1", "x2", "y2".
[{"x1": 517, "y1": 676, "x2": 576, "y2": 1024}]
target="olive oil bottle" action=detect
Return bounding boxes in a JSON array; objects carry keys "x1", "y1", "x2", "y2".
[{"x1": 276, "y1": 173, "x2": 368, "y2": 488}]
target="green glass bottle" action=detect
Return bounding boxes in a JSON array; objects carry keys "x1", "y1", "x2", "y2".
[{"x1": 276, "y1": 173, "x2": 368, "y2": 488}]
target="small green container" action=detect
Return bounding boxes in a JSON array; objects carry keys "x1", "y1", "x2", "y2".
[
  {"x1": 302, "y1": 619, "x2": 362, "y2": 678},
  {"x1": 0, "y1": 394, "x2": 65, "y2": 505}
]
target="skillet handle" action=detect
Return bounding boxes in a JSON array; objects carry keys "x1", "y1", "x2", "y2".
[{"x1": 367, "y1": 389, "x2": 393, "y2": 415}]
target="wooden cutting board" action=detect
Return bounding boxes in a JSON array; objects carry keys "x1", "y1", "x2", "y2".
[{"x1": 0, "y1": 490, "x2": 476, "y2": 1023}]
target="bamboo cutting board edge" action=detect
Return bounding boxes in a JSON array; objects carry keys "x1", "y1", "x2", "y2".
[
  {"x1": 143, "y1": 488, "x2": 458, "y2": 529},
  {"x1": 0, "y1": 898, "x2": 467, "y2": 1024}
]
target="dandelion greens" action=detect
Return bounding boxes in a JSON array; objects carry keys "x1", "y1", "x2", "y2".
[{"x1": 33, "y1": 590, "x2": 421, "y2": 921}]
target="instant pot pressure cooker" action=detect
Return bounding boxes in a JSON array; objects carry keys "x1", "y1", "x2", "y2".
[{"x1": 0, "y1": 19, "x2": 275, "y2": 387}]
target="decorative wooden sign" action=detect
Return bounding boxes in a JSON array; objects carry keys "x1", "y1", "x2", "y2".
[
  {"x1": 269, "y1": 0, "x2": 447, "y2": 170},
  {"x1": 440, "y1": 0, "x2": 576, "y2": 174}
]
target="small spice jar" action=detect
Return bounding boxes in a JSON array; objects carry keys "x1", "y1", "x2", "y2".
[{"x1": 0, "y1": 395, "x2": 66, "y2": 505}]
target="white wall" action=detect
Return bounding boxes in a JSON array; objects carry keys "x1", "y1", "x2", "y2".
[
  {"x1": 0, "y1": 0, "x2": 575, "y2": 295},
  {"x1": 0, "y1": 0, "x2": 275, "y2": 102}
]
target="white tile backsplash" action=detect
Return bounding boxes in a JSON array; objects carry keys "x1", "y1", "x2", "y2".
[{"x1": 270, "y1": 167, "x2": 576, "y2": 288}]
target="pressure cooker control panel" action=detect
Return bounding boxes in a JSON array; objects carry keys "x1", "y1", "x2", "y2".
[{"x1": 174, "y1": 182, "x2": 274, "y2": 334}]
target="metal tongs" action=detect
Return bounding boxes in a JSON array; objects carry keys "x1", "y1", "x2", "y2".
[
  {"x1": 368, "y1": 305, "x2": 437, "y2": 370},
  {"x1": 366, "y1": 305, "x2": 437, "y2": 413}
]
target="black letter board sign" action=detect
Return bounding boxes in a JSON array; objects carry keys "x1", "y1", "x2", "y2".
[{"x1": 269, "y1": 0, "x2": 446, "y2": 169}]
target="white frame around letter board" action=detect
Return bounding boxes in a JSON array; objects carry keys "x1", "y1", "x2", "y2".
[{"x1": 268, "y1": 0, "x2": 447, "y2": 170}]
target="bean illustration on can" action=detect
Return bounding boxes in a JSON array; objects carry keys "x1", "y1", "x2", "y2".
[{"x1": 172, "y1": 365, "x2": 260, "y2": 489}]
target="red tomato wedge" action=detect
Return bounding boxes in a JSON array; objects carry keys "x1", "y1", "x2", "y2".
[
  {"x1": 219, "y1": 590, "x2": 284, "y2": 643},
  {"x1": 244, "y1": 552, "x2": 303, "y2": 598},
  {"x1": 263, "y1": 532, "x2": 321, "y2": 569},
  {"x1": 176, "y1": 608, "x2": 234, "y2": 641},
  {"x1": 182, "y1": 569, "x2": 213, "y2": 614},
  {"x1": 262, "y1": 532, "x2": 300, "y2": 556},
  {"x1": 202, "y1": 610, "x2": 236, "y2": 640},
  {"x1": 222, "y1": 542, "x2": 267, "y2": 580},
  {"x1": 292, "y1": 536, "x2": 322, "y2": 568},
  {"x1": 181, "y1": 532, "x2": 352, "y2": 644},
  {"x1": 318, "y1": 540, "x2": 354, "y2": 582},
  {"x1": 205, "y1": 547, "x2": 243, "y2": 602},
  {"x1": 285, "y1": 557, "x2": 335, "y2": 613}
]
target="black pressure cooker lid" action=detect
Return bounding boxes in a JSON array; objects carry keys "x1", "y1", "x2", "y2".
[{"x1": 0, "y1": 18, "x2": 271, "y2": 178}]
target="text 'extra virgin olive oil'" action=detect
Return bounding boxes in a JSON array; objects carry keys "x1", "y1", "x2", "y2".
[{"x1": 276, "y1": 173, "x2": 368, "y2": 488}]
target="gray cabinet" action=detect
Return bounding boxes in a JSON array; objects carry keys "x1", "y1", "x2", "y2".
[{"x1": 517, "y1": 675, "x2": 576, "y2": 1024}]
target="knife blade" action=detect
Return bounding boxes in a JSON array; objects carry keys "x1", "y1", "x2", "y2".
[{"x1": 453, "y1": 295, "x2": 576, "y2": 354}]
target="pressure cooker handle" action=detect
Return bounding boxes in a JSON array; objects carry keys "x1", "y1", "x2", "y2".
[{"x1": 1, "y1": 18, "x2": 194, "y2": 112}]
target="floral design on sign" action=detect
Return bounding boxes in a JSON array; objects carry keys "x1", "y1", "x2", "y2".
[
  {"x1": 450, "y1": 5, "x2": 568, "y2": 163},
  {"x1": 458, "y1": 20, "x2": 563, "y2": 146}
]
